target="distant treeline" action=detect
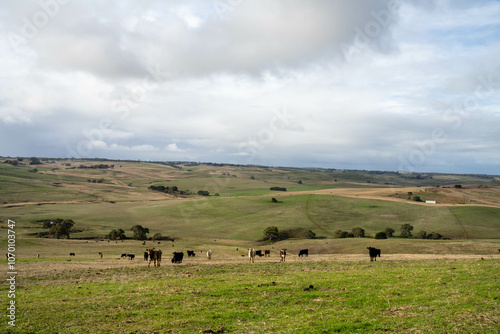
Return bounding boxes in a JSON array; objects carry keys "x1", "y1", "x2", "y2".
[
  {"x1": 78, "y1": 164, "x2": 114, "y2": 169},
  {"x1": 149, "y1": 185, "x2": 187, "y2": 195},
  {"x1": 270, "y1": 187, "x2": 287, "y2": 191},
  {"x1": 1, "y1": 156, "x2": 498, "y2": 179}
]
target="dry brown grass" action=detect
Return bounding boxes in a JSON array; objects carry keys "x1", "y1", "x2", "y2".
[{"x1": 273, "y1": 185, "x2": 500, "y2": 208}]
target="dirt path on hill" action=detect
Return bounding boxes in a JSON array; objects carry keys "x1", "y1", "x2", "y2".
[{"x1": 270, "y1": 187, "x2": 500, "y2": 208}]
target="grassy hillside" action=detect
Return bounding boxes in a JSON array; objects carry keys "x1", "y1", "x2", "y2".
[
  {"x1": 3, "y1": 194, "x2": 500, "y2": 243},
  {"x1": 1, "y1": 158, "x2": 500, "y2": 251}
]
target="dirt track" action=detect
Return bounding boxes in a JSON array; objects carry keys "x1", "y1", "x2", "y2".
[{"x1": 271, "y1": 186, "x2": 500, "y2": 208}]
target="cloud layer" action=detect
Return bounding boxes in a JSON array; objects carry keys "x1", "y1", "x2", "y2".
[{"x1": 1, "y1": 0, "x2": 499, "y2": 174}]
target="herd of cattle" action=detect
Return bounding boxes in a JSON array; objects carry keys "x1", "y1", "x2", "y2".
[
  {"x1": 63, "y1": 246, "x2": 383, "y2": 265},
  {"x1": 112, "y1": 247, "x2": 381, "y2": 265}
]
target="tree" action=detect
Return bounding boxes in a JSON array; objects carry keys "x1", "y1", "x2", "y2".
[
  {"x1": 107, "y1": 229, "x2": 126, "y2": 240},
  {"x1": 412, "y1": 195, "x2": 422, "y2": 202},
  {"x1": 427, "y1": 232, "x2": 443, "y2": 240},
  {"x1": 130, "y1": 225, "x2": 149, "y2": 240},
  {"x1": 351, "y1": 227, "x2": 365, "y2": 238},
  {"x1": 416, "y1": 230, "x2": 427, "y2": 239},
  {"x1": 375, "y1": 231, "x2": 387, "y2": 239},
  {"x1": 385, "y1": 227, "x2": 395, "y2": 237},
  {"x1": 400, "y1": 224, "x2": 414, "y2": 238},
  {"x1": 333, "y1": 230, "x2": 349, "y2": 238},
  {"x1": 263, "y1": 226, "x2": 280, "y2": 241},
  {"x1": 48, "y1": 219, "x2": 74, "y2": 239},
  {"x1": 29, "y1": 157, "x2": 42, "y2": 165}
]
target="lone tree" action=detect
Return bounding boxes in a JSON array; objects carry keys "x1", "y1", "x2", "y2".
[
  {"x1": 400, "y1": 224, "x2": 414, "y2": 238},
  {"x1": 46, "y1": 219, "x2": 74, "y2": 239},
  {"x1": 351, "y1": 227, "x2": 365, "y2": 238},
  {"x1": 385, "y1": 227, "x2": 395, "y2": 237},
  {"x1": 130, "y1": 225, "x2": 150, "y2": 240},
  {"x1": 263, "y1": 226, "x2": 280, "y2": 241},
  {"x1": 107, "y1": 228, "x2": 126, "y2": 240}
]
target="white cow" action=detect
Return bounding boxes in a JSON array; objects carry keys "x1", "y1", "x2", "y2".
[
  {"x1": 280, "y1": 249, "x2": 286, "y2": 262},
  {"x1": 207, "y1": 250, "x2": 212, "y2": 260},
  {"x1": 248, "y1": 248, "x2": 256, "y2": 263}
]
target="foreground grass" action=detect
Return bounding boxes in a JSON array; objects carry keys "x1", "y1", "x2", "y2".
[{"x1": 5, "y1": 259, "x2": 499, "y2": 333}]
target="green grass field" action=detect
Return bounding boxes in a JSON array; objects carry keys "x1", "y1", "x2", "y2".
[{"x1": 2, "y1": 258, "x2": 498, "y2": 333}]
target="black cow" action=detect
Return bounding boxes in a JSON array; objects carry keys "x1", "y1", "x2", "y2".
[
  {"x1": 367, "y1": 247, "x2": 381, "y2": 261},
  {"x1": 187, "y1": 250, "x2": 196, "y2": 257},
  {"x1": 298, "y1": 249, "x2": 309, "y2": 257},
  {"x1": 121, "y1": 253, "x2": 127, "y2": 258},
  {"x1": 172, "y1": 252, "x2": 184, "y2": 264},
  {"x1": 143, "y1": 251, "x2": 149, "y2": 261},
  {"x1": 255, "y1": 250, "x2": 264, "y2": 257},
  {"x1": 69, "y1": 253, "x2": 75, "y2": 256},
  {"x1": 127, "y1": 254, "x2": 135, "y2": 260}
]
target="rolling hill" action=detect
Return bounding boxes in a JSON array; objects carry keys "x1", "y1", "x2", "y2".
[{"x1": 1, "y1": 157, "x2": 500, "y2": 255}]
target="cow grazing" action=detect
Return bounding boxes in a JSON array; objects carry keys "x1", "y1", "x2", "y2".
[
  {"x1": 70, "y1": 253, "x2": 75, "y2": 256},
  {"x1": 147, "y1": 248, "x2": 162, "y2": 267},
  {"x1": 298, "y1": 249, "x2": 309, "y2": 257},
  {"x1": 121, "y1": 253, "x2": 127, "y2": 258},
  {"x1": 143, "y1": 251, "x2": 149, "y2": 261},
  {"x1": 280, "y1": 249, "x2": 286, "y2": 262},
  {"x1": 248, "y1": 248, "x2": 256, "y2": 263},
  {"x1": 187, "y1": 250, "x2": 196, "y2": 257},
  {"x1": 172, "y1": 252, "x2": 184, "y2": 264},
  {"x1": 98, "y1": 252, "x2": 103, "y2": 259},
  {"x1": 367, "y1": 247, "x2": 381, "y2": 261},
  {"x1": 127, "y1": 254, "x2": 135, "y2": 260},
  {"x1": 207, "y1": 250, "x2": 212, "y2": 260},
  {"x1": 264, "y1": 250, "x2": 271, "y2": 257},
  {"x1": 255, "y1": 250, "x2": 263, "y2": 257}
]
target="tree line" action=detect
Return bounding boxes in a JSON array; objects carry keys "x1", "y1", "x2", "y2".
[{"x1": 333, "y1": 224, "x2": 444, "y2": 240}]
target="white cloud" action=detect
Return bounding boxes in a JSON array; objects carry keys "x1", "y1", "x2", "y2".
[
  {"x1": 0, "y1": 0, "x2": 499, "y2": 174},
  {"x1": 165, "y1": 143, "x2": 184, "y2": 152}
]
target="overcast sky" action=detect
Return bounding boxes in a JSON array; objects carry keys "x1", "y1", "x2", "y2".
[{"x1": 1, "y1": 0, "x2": 499, "y2": 174}]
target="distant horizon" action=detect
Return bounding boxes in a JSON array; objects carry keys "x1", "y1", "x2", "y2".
[
  {"x1": 1, "y1": 1, "x2": 499, "y2": 176},
  {"x1": 3, "y1": 155, "x2": 499, "y2": 177}
]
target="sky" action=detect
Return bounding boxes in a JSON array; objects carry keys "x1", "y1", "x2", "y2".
[{"x1": 1, "y1": 0, "x2": 499, "y2": 175}]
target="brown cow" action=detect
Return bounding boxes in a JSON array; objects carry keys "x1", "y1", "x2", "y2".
[
  {"x1": 98, "y1": 252, "x2": 103, "y2": 259},
  {"x1": 147, "y1": 248, "x2": 162, "y2": 267},
  {"x1": 280, "y1": 249, "x2": 286, "y2": 262}
]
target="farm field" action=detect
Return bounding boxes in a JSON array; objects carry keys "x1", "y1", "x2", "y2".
[
  {"x1": 1, "y1": 158, "x2": 500, "y2": 333},
  {"x1": 1, "y1": 255, "x2": 498, "y2": 333}
]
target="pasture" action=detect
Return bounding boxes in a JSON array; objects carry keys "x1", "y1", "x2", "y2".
[
  {"x1": 1, "y1": 159, "x2": 500, "y2": 332},
  {"x1": 1, "y1": 253, "x2": 499, "y2": 333}
]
